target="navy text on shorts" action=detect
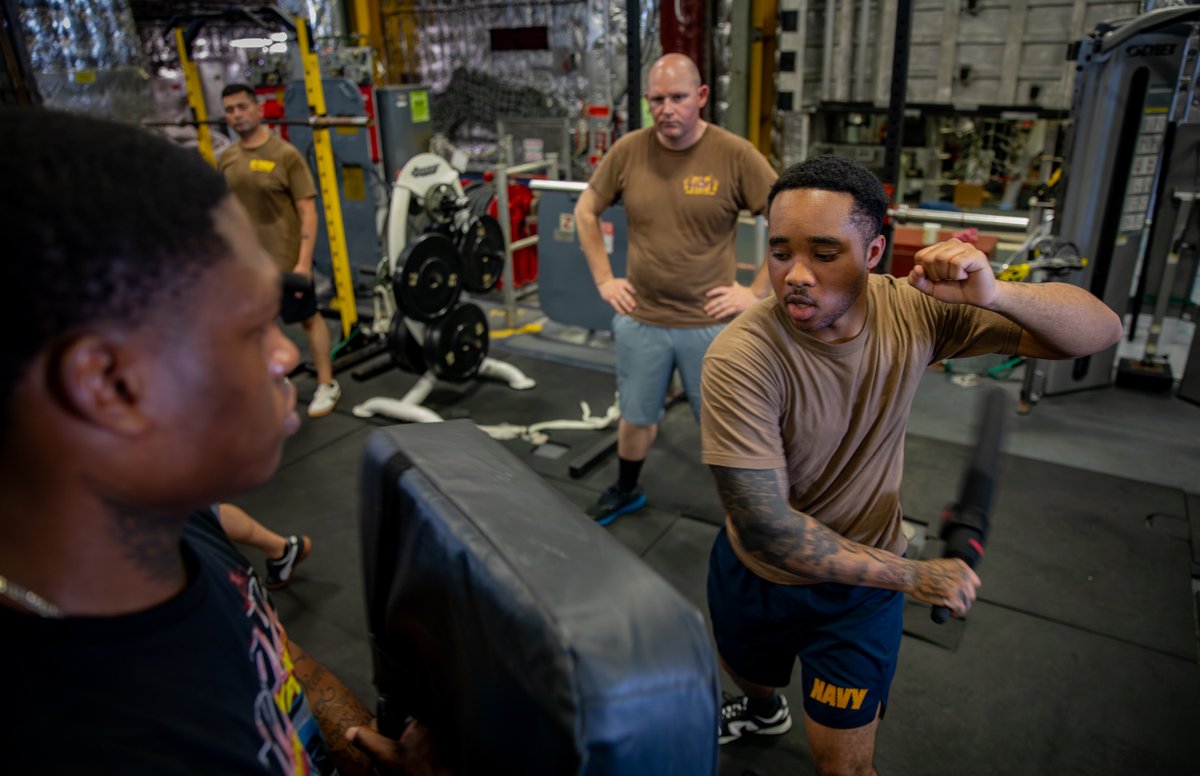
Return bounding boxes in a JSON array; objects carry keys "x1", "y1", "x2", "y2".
[{"x1": 707, "y1": 526, "x2": 905, "y2": 729}]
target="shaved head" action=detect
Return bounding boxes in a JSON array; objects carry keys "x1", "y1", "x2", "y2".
[
  {"x1": 644, "y1": 53, "x2": 709, "y2": 150},
  {"x1": 649, "y1": 53, "x2": 702, "y2": 88}
]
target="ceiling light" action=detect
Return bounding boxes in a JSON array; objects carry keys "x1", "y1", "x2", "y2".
[
  {"x1": 270, "y1": 32, "x2": 289, "y2": 42},
  {"x1": 230, "y1": 37, "x2": 271, "y2": 48},
  {"x1": 268, "y1": 42, "x2": 287, "y2": 54}
]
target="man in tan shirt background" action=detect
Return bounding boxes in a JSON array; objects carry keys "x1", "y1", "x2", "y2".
[
  {"x1": 574, "y1": 53, "x2": 777, "y2": 525},
  {"x1": 219, "y1": 82, "x2": 340, "y2": 418}
]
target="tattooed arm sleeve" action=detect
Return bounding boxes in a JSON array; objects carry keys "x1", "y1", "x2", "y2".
[
  {"x1": 289, "y1": 640, "x2": 375, "y2": 776},
  {"x1": 711, "y1": 465, "x2": 916, "y2": 590}
]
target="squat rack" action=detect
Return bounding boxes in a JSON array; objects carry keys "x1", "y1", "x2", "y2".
[{"x1": 161, "y1": 6, "x2": 363, "y2": 348}]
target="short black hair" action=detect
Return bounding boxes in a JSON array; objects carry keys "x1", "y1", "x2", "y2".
[
  {"x1": 767, "y1": 155, "x2": 889, "y2": 245},
  {"x1": 221, "y1": 82, "x2": 257, "y2": 100},
  {"x1": 0, "y1": 108, "x2": 230, "y2": 435}
]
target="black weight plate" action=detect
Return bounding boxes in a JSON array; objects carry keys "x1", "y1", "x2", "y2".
[
  {"x1": 423, "y1": 303, "x2": 489, "y2": 382},
  {"x1": 388, "y1": 314, "x2": 426, "y2": 374},
  {"x1": 458, "y1": 214, "x2": 505, "y2": 293},
  {"x1": 462, "y1": 181, "x2": 495, "y2": 217},
  {"x1": 393, "y1": 232, "x2": 462, "y2": 323}
]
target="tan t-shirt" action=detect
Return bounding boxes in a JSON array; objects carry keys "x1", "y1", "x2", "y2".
[
  {"x1": 218, "y1": 134, "x2": 317, "y2": 271},
  {"x1": 701, "y1": 274, "x2": 1022, "y2": 561},
  {"x1": 586, "y1": 125, "x2": 777, "y2": 328}
]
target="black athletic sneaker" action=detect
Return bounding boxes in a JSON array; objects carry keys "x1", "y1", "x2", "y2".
[
  {"x1": 585, "y1": 485, "x2": 647, "y2": 526},
  {"x1": 264, "y1": 534, "x2": 312, "y2": 590},
  {"x1": 719, "y1": 694, "x2": 793, "y2": 745}
]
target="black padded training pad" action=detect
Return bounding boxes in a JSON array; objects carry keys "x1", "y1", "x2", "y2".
[
  {"x1": 901, "y1": 434, "x2": 1195, "y2": 659},
  {"x1": 360, "y1": 420, "x2": 719, "y2": 775}
]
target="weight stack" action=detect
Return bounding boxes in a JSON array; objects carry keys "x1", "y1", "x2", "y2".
[{"x1": 361, "y1": 421, "x2": 719, "y2": 776}]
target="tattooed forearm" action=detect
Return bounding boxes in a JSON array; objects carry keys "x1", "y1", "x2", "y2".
[
  {"x1": 911, "y1": 561, "x2": 961, "y2": 600},
  {"x1": 711, "y1": 467, "x2": 833, "y2": 581},
  {"x1": 289, "y1": 641, "x2": 374, "y2": 776},
  {"x1": 711, "y1": 466, "x2": 915, "y2": 590}
]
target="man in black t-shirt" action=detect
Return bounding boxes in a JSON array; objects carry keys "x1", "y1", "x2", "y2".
[
  {"x1": 0, "y1": 109, "x2": 441, "y2": 775},
  {"x1": 6, "y1": 507, "x2": 340, "y2": 773}
]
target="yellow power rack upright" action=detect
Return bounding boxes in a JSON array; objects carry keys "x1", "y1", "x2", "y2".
[
  {"x1": 173, "y1": 27, "x2": 215, "y2": 167},
  {"x1": 295, "y1": 16, "x2": 359, "y2": 342}
]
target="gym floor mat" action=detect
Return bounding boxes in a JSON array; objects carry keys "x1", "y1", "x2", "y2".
[
  {"x1": 902, "y1": 434, "x2": 1196, "y2": 660},
  {"x1": 274, "y1": 399, "x2": 366, "y2": 469},
  {"x1": 233, "y1": 426, "x2": 374, "y2": 640},
  {"x1": 882, "y1": 601, "x2": 1200, "y2": 774},
  {"x1": 542, "y1": 476, "x2": 682, "y2": 558},
  {"x1": 561, "y1": 403, "x2": 725, "y2": 526},
  {"x1": 1188, "y1": 491, "x2": 1200, "y2": 574},
  {"x1": 639, "y1": 516, "x2": 721, "y2": 616},
  {"x1": 900, "y1": 598, "x2": 969, "y2": 652}
]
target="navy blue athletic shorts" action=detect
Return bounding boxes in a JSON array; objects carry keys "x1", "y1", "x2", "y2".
[{"x1": 707, "y1": 526, "x2": 905, "y2": 729}]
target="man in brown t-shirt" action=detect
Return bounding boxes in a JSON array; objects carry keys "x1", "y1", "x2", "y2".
[
  {"x1": 218, "y1": 83, "x2": 340, "y2": 418},
  {"x1": 574, "y1": 53, "x2": 777, "y2": 525},
  {"x1": 701, "y1": 156, "x2": 1123, "y2": 768}
]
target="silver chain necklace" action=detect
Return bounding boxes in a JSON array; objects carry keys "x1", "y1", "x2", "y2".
[{"x1": 0, "y1": 574, "x2": 63, "y2": 619}]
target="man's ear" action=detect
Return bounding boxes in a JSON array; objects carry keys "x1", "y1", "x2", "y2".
[
  {"x1": 696, "y1": 83, "x2": 710, "y2": 108},
  {"x1": 54, "y1": 334, "x2": 150, "y2": 436},
  {"x1": 866, "y1": 233, "x2": 887, "y2": 272}
]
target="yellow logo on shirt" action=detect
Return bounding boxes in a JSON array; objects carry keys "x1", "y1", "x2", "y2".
[
  {"x1": 810, "y1": 678, "x2": 868, "y2": 710},
  {"x1": 250, "y1": 159, "x2": 277, "y2": 173},
  {"x1": 682, "y1": 175, "x2": 719, "y2": 196}
]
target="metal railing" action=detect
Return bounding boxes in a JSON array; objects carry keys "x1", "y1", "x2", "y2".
[
  {"x1": 889, "y1": 205, "x2": 1030, "y2": 232},
  {"x1": 529, "y1": 179, "x2": 588, "y2": 194},
  {"x1": 494, "y1": 146, "x2": 561, "y2": 327}
]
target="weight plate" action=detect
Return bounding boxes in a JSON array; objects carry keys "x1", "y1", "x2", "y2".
[
  {"x1": 388, "y1": 314, "x2": 426, "y2": 374},
  {"x1": 462, "y1": 181, "x2": 495, "y2": 217},
  {"x1": 457, "y1": 214, "x2": 505, "y2": 293},
  {"x1": 393, "y1": 232, "x2": 463, "y2": 323},
  {"x1": 423, "y1": 303, "x2": 489, "y2": 382}
]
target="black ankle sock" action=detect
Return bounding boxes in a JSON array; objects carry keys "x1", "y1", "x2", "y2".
[
  {"x1": 747, "y1": 692, "x2": 782, "y2": 717},
  {"x1": 617, "y1": 457, "x2": 644, "y2": 493}
]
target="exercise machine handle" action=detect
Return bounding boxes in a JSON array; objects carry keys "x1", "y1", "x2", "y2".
[{"x1": 931, "y1": 388, "x2": 1007, "y2": 624}]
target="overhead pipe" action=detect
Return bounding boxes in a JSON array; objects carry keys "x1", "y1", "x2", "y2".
[
  {"x1": 855, "y1": 0, "x2": 870, "y2": 100},
  {"x1": 835, "y1": 0, "x2": 853, "y2": 100},
  {"x1": 747, "y1": 0, "x2": 764, "y2": 147},
  {"x1": 628, "y1": 0, "x2": 641, "y2": 130},
  {"x1": 879, "y1": 0, "x2": 913, "y2": 272},
  {"x1": 793, "y1": 0, "x2": 807, "y2": 112},
  {"x1": 661, "y1": 0, "x2": 705, "y2": 76},
  {"x1": 605, "y1": 0, "x2": 615, "y2": 112},
  {"x1": 823, "y1": 0, "x2": 835, "y2": 100}
]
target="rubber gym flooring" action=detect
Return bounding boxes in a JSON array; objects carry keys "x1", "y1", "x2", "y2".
[{"x1": 234, "y1": 331, "x2": 1200, "y2": 775}]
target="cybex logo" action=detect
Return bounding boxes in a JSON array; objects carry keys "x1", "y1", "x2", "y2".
[
  {"x1": 1126, "y1": 43, "x2": 1176, "y2": 57},
  {"x1": 810, "y1": 678, "x2": 868, "y2": 710},
  {"x1": 411, "y1": 164, "x2": 440, "y2": 177}
]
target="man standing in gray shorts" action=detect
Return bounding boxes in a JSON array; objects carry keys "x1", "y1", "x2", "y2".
[{"x1": 574, "y1": 53, "x2": 777, "y2": 525}]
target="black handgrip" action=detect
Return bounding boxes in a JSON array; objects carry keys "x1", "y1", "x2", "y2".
[
  {"x1": 280, "y1": 271, "x2": 317, "y2": 324},
  {"x1": 376, "y1": 694, "x2": 406, "y2": 738},
  {"x1": 930, "y1": 389, "x2": 1008, "y2": 624},
  {"x1": 931, "y1": 518, "x2": 985, "y2": 623}
]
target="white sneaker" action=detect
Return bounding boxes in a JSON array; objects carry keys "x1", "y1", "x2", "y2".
[
  {"x1": 718, "y1": 693, "x2": 792, "y2": 745},
  {"x1": 307, "y1": 380, "x2": 341, "y2": 417}
]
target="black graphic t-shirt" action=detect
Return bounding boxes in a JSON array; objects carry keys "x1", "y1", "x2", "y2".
[{"x1": 0, "y1": 509, "x2": 337, "y2": 774}]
